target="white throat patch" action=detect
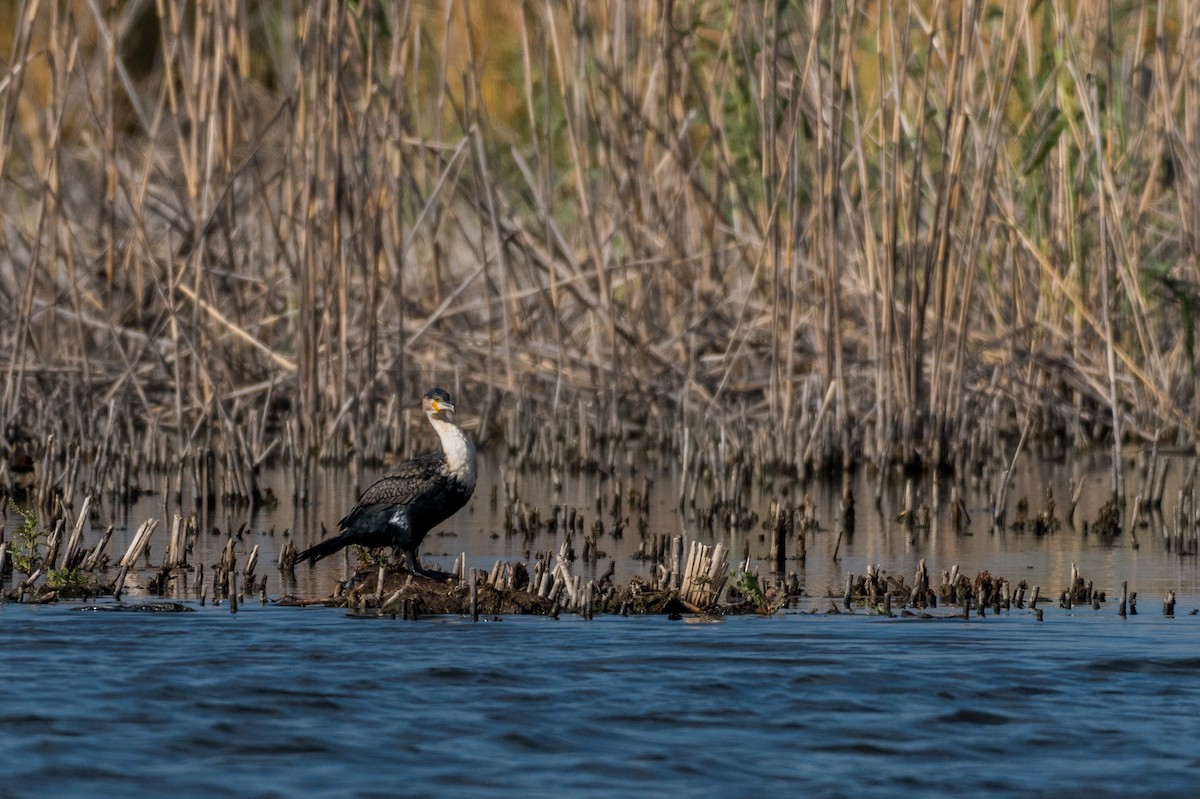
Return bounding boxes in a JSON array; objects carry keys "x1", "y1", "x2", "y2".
[{"x1": 431, "y1": 416, "x2": 477, "y2": 492}]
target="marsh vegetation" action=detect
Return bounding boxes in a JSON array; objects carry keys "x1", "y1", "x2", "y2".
[{"x1": 1, "y1": 2, "x2": 1199, "y2": 593}]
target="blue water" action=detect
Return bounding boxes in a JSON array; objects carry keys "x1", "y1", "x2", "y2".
[{"x1": 3, "y1": 600, "x2": 1199, "y2": 798}]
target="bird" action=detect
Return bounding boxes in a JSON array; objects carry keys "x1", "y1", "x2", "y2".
[{"x1": 295, "y1": 388, "x2": 477, "y2": 574}]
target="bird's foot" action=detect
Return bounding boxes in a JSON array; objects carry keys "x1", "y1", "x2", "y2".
[
  {"x1": 394, "y1": 553, "x2": 442, "y2": 580},
  {"x1": 407, "y1": 561, "x2": 453, "y2": 582}
]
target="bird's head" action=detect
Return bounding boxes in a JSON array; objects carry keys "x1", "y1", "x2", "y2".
[{"x1": 422, "y1": 388, "x2": 455, "y2": 419}]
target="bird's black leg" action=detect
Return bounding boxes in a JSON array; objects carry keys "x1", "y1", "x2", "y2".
[{"x1": 404, "y1": 548, "x2": 422, "y2": 575}]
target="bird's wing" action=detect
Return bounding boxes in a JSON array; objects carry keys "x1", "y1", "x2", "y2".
[{"x1": 339, "y1": 453, "x2": 447, "y2": 525}]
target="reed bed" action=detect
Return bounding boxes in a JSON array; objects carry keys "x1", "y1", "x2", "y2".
[
  {"x1": 4, "y1": 452, "x2": 1198, "y2": 619},
  {"x1": 0, "y1": 1, "x2": 1197, "y2": 515}
]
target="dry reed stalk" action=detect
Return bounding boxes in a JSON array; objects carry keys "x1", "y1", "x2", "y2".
[
  {"x1": 60, "y1": 494, "x2": 91, "y2": 569},
  {"x1": 111, "y1": 517, "x2": 158, "y2": 598},
  {"x1": 81, "y1": 525, "x2": 114, "y2": 572},
  {"x1": 0, "y1": 0, "x2": 1198, "y2": 506},
  {"x1": 679, "y1": 539, "x2": 728, "y2": 609}
]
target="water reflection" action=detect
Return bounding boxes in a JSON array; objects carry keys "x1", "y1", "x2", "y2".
[{"x1": 6, "y1": 449, "x2": 1200, "y2": 603}]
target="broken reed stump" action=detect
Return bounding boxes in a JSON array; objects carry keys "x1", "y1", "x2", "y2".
[
  {"x1": 769, "y1": 510, "x2": 786, "y2": 573},
  {"x1": 164, "y1": 514, "x2": 186, "y2": 569},
  {"x1": 59, "y1": 495, "x2": 91, "y2": 570},
  {"x1": 679, "y1": 540, "x2": 728, "y2": 609},
  {"x1": 908, "y1": 559, "x2": 935, "y2": 608},
  {"x1": 278, "y1": 541, "x2": 297, "y2": 571},
  {"x1": 112, "y1": 518, "x2": 159, "y2": 599},
  {"x1": 81, "y1": 526, "x2": 114, "y2": 571}
]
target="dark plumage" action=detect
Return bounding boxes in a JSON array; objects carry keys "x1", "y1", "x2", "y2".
[{"x1": 295, "y1": 388, "x2": 477, "y2": 572}]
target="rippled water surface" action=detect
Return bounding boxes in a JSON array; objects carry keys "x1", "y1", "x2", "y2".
[{"x1": 4, "y1": 600, "x2": 1200, "y2": 798}]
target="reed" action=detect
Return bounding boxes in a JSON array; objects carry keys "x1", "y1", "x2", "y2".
[{"x1": 0, "y1": 1, "x2": 1196, "y2": 509}]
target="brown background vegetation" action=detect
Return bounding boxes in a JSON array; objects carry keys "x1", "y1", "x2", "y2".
[{"x1": 0, "y1": 1, "x2": 1197, "y2": 493}]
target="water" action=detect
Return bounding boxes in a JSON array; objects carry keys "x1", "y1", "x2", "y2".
[
  {"x1": 6, "y1": 446, "x2": 1200, "y2": 616},
  {"x1": 3, "y1": 600, "x2": 1200, "y2": 798},
  {"x1": 15, "y1": 448, "x2": 1196, "y2": 603}
]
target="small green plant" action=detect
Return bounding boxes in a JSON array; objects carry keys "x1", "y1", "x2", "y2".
[
  {"x1": 731, "y1": 569, "x2": 785, "y2": 616},
  {"x1": 11, "y1": 508, "x2": 45, "y2": 575},
  {"x1": 46, "y1": 566, "x2": 95, "y2": 596}
]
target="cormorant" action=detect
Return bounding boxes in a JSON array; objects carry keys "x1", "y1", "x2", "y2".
[{"x1": 295, "y1": 388, "x2": 477, "y2": 573}]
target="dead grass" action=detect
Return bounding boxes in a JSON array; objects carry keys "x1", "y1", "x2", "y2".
[{"x1": 0, "y1": 1, "x2": 1197, "y2": 508}]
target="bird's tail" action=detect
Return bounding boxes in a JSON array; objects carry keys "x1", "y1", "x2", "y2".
[{"x1": 294, "y1": 533, "x2": 353, "y2": 566}]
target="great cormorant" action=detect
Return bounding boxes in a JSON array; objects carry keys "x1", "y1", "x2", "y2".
[{"x1": 295, "y1": 388, "x2": 476, "y2": 572}]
